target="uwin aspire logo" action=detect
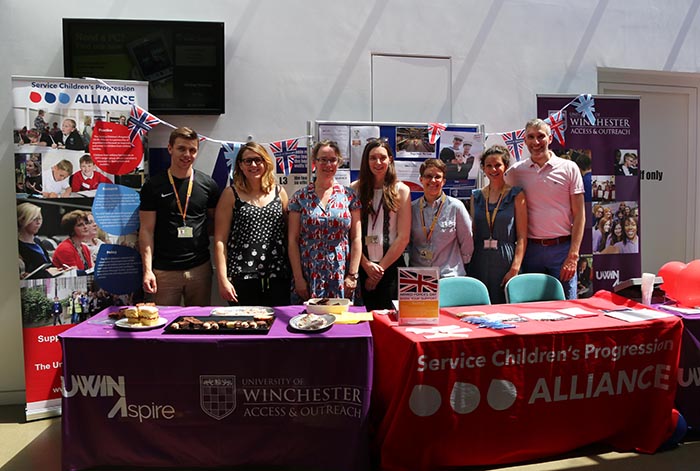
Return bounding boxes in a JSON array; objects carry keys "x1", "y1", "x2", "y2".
[
  {"x1": 596, "y1": 270, "x2": 620, "y2": 285},
  {"x1": 62, "y1": 374, "x2": 175, "y2": 422}
]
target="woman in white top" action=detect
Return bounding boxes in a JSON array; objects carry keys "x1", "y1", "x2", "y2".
[{"x1": 350, "y1": 140, "x2": 411, "y2": 310}]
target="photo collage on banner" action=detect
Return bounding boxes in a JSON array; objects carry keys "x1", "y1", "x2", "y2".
[
  {"x1": 315, "y1": 121, "x2": 484, "y2": 202},
  {"x1": 537, "y1": 96, "x2": 641, "y2": 297},
  {"x1": 12, "y1": 76, "x2": 149, "y2": 419}
]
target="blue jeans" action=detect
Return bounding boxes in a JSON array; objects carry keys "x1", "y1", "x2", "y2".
[{"x1": 522, "y1": 241, "x2": 578, "y2": 300}]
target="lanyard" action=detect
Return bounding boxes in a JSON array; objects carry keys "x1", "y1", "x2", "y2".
[
  {"x1": 370, "y1": 192, "x2": 383, "y2": 231},
  {"x1": 484, "y1": 186, "x2": 506, "y2": 239},
  {"x1": 168, "y1": 169, "x2": 194, "y2": 226},
  {"x1": 419, "y1": 193, "x2": 446, "y2": 244}
]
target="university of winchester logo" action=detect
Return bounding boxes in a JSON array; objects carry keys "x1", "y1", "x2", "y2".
[{"x1": 200, "y1": 375, "x2": 237, "y2": 420}]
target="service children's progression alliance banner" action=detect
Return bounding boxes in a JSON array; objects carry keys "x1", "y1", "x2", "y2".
[
  {"x1": 537, "y1": 95, "x2": 641, "y2": 296},
  {"x1": 12, "y1": 75, "x2": 149, "y2": 420}
]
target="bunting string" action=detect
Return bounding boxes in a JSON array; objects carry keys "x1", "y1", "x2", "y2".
[
  {"x1": 483, "y1": 93, "x2": 597, "y2": 161},
  {"x1": 90, "y1": 79, "x2": 595, "y2": 166},
  {"x1": 85, "y1": 77, "x2": 310, "y2": 149}
]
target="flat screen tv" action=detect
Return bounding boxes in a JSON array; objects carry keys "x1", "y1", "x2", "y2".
[{"x1": 63, "y1": 18, "x2": 225, "y2": 115}]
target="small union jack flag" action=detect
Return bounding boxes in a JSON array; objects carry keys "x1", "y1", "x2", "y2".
[
  {"x1": 427, "y1": 123, "x2": 447, "y2": 145},
  {"x1": 573, "y1": 93, "x2": 596, "y2": 126},
  {"x1": 501, "y1": 129, "x2": 526, "y2": 161},
  {"x1": 270, "y1": 139, "x2": 298, "y2": 175},
  {"x1": 127, "y1": 105, "x2": 160, "y2": 145},
  {"x1": 211, "y1": 142, "x2": 242, "y2": 190},
  {"x1": 545, "y1": 111, "x2": 566, "y2": 146},
  {"x1": 399, "y1": 270, "x2": 439, "y2": 294}
]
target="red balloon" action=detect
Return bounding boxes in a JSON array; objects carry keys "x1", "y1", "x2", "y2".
[
  {"x1": 658, "y1": 261, "x2": 686, "y2": 300},
  {"x1": 675, "y1": 260, "x2": 700, "y2": 307}
]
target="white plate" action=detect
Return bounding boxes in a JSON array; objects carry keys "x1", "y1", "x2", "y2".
[
  {"x1": 289, "y1": 313, "x2": 336, "y2": 332},
  {"x1": 210, "y1": 306, "x2": 275, "y2": 317},
  {"x1": 114, "y1": 317, "x2": 167, "y2": 330}
]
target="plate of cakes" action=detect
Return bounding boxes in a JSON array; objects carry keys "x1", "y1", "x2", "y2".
[
  {"x1": 289, "y1": 313, "x2": 336, "y2": 332},
  {"x1": 114, "y1": 304, "x2": 166, "y2": 330}
]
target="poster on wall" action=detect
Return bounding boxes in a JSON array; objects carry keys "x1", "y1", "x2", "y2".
[
  {"x1": 314, "y1": 121, "x2": 484, "y2": 202},
  {"x1": 12, "y1": 75, "x2": 149, "y2": 420},
  {"x1": 537, "y1": 95, "x2": 641, "y2": 297},
  {"x1": 267, "y1": 139, "x2": 310, "y2": 197}
]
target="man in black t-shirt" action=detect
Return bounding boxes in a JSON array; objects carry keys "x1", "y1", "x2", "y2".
[{"x1": 139, "y1": 127, "x2": 220, "y2": 306}]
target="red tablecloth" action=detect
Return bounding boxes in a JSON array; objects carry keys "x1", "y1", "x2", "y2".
[
  {"x1": 371, "y1": 291, "x2": 682, "y2": 470},
  {"x1": 656, "y1": 303, "x2": 700, "y2": 428}
]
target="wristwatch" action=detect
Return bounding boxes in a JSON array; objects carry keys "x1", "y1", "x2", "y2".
[{"x1": 346, "y1": 272, "x2": 359, "y2": 280}]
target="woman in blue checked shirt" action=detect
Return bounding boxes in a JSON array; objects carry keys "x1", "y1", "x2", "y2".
[{"x1": 409, "y1": 158, "x2": 473, "y2": 278}]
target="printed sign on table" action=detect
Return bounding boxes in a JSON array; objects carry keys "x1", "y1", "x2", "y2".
[{"x1": 398, "y1": 267, "x2": 440, "y2": 325}]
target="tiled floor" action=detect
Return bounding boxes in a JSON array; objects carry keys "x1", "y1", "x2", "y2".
[{"x1": 1, "y1": 404, "x2": 698, "y2": 471}]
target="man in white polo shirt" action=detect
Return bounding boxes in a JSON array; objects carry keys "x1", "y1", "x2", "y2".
[{"x1": 504, "y1": 118, "x2": 585, "y2": 299}]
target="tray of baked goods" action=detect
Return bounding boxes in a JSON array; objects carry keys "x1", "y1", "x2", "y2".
[{"x1": 163, "y1": 314, "x2": 274, "y2": 335}]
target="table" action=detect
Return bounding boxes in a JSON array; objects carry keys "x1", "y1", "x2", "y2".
[
  {"x1": 60, "y1": 305, "x2": 373, "y2": 471},
  {"x1": 657, "y1": 304, "x2": 700, "y2": 428},
  {"x1": 371, "y1": 291, "x2": 682, "y2": 470}
]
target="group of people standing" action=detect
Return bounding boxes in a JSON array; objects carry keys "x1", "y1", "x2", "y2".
[
  {"x1": 406, "y1": 117, "x2": 583, "y2": 303},
  {"x1": 139, "y1": 118, "x2": 585, "y2": 310},
  {"x1": 51, "y1": 290, "x2": 128, "y2": 325},
  {"x1": 592, "y1": 202, "x2": 639, "y2": 255},
  {"x1": 139, "y1": 130, "x2": 408, "y2": 310}
]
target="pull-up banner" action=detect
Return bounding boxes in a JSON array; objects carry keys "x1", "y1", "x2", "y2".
[
  {"x1": 537, "y1": 95, "x2": 641, "y2": 297},
  {"x1": 12, "y1": 75, "x2": 148, "y2": 421}
]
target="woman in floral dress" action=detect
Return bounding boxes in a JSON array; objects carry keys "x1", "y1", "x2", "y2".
[{"x1": 288, "y1": 140, "x2": 361, "y2": 304}]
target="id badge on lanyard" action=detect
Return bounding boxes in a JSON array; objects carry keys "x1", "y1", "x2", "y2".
[
  {"x1": 178, "y1": 226, "x2": 194, "y2": 238},
  {"x1": 483, "y1": 239, "x2": 498, "y2": 249},
  {"x1": 419, "y1": 246, "x2": 434, "y2": 262}
]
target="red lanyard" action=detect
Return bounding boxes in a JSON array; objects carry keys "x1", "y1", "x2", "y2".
[{"x1": 370, "y1": 193, "x2": 383, "y2": 231}]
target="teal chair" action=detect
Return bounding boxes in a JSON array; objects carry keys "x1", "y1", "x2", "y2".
[
  {"x1": 438, "y1": 276, "x2": 491, "y2": 307},
  {"x1": 505, "y1": 273, "x2": 566, "y2": 303}
]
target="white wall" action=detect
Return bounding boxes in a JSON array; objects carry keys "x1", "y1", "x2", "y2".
[{"x1": 2, "y1": 0, "x2": 699, "y2": 404}]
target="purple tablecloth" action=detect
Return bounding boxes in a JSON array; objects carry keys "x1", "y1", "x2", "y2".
[
  {"x1": 60, "y1": 305, "x2": 373, "y2": 471},
  {"x1": 658, "y1": 306, "x2": 700, "y2": 427}
]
